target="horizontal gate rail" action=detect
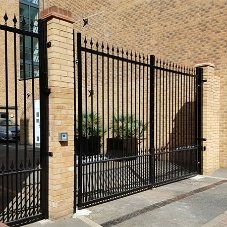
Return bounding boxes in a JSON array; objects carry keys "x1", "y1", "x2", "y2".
[{"x1": 0, "y1": 24, "x2": 40, "y2": 37}]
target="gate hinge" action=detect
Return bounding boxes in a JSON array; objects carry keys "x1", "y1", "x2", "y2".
[
  {"x1": 201, "y1": 138, "x2": 207, "y2": 141},
  {"x1": 43, "y1": 87, "x2": 51, "y2": 96},
  {"x1": 202, "y1": 79, "x2": 207, "y2": 83},
  {"x1": 48, "y1": 152, "x2": 53, "y2": 157},
  {"x1": 46, "y1": 42, "x2": 51, "y2": 48},
  {"x1": 75, "y1": 59, "x2": 79, "y2": 64}
]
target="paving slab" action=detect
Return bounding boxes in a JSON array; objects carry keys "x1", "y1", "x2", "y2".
[{"x1": 22, "y1": 169, "x2": 227, "y2": 227}]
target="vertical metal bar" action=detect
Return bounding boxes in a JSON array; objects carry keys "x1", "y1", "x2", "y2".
[
  {"x1": 90, "y1": 40, "x2": 94, "y2": 201},
  {"x1": 111, "y1": 47, "x2": 115, "y2": 192},
  {"x1": 197, "y1": 67, "x2": 203, "y2": 174},
  {"x1": 134, "y1": 53, "x2": 137, "y2": 188},
  {"x1": 4, "y1": 20, "x2": 10, "y2": 222},
  {"x1": 146, "y1": 56, "x2": 149, "y2": 183},
  {"x1": 126, "y1": 51, "x2": 129, "y2": 190},
  {"x1": 38, "y1": 19, "x2": 49, "y2": 219},
  {"x1": 174, "y1": 65, "x2": 177, "y2": 178},
  {"x1": 84, "y1": 38, "x2": 88, "y2": 202},
  {"x1": 130, "y1": 52, "x2": 133, "y2": 189},
  {"x1": 194, "y1": 72, "x2": 197, "y2": 173},
  {"x1": 189, "y1": 69, "x2": 192, "y2": 172},
  {"x1": 2, "y1": 171, "x2": 5, "y2": 223},
  {"x1": 142, "y1": 57, "x2": 145, "y2": 185},
  {"x1": 107, "y1": 45, "x2": 110, "y2": 196},
  {"x1": 180, "y1": 66, "x2": 183, "y2": 176},
  {"x1": 150, "y1": 55, "x2": 155, "y2": 187},
  {"x1": 13, "y1": 23, "x2": 19, "y2": 220},
  {"x1": 117, "y1": 49, "x2": 119, "y2": 192},
  {"x1": 31, "y1": 27, "x2": 36, "y2": 216},
  {"x1": 139, "y1": 57, "x2": 141, "y2": 187},
  {"x1": 101, "y1": 43, "x2": 105, "y2": 199},
  {"x1": 158, "y1": 61, "x2": 161, "y2": 182},
  {"x1": 168, "y1": 63, "x2": 171, "y2": 180},
  {"x1": 185, "y1": 67, "x2": 188, "y2": 172},
  {"x1": 22, "y1": 27, "x2": 28, "y2": 218},
  {"x1": 177, "y1": 65, "x2": 180, "y2": 177},
  {"x1": 155, "y1": 60, "x2": 158, "y2": 184},
  {"x1": 73, "y1": 30, "x2": 77, "y2": 213},
  {"x1": 77, "y1": 33, "x2": 83, "y2": 207},
  {"x1": 171, "y1": 64, "x2": 174, "y2": 180},
  {"x1": 96, "y1": 42, "x2": 99, "y2": 200},
  {"x1": 165, "y1": 63, "x2": 168, "y2": 181},
  {"x1": 121, "y1": 50, "x2": 124, "y2": 192}
]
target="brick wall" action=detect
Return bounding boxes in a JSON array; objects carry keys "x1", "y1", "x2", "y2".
[
  {"x1": 40, "y1": 0, "x2": 227, "y2": 169},
  {"x1": 40, "y1": 7, "x2": 75, "y2": 220}
]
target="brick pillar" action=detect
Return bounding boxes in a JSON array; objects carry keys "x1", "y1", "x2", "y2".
[
  {"x1": 40, "y1": 6, "x2": 75, "y2": 220},
  {"x1": 195, "y1": 60, "x2": 220, "y2": 175}
]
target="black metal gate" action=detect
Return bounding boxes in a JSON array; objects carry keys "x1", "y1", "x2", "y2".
[
  {"x1": 0, "y1": 15, "x2": 49, "y2": 226},
  {"x1": 74, "y1": 32, "x2": 202, "y2": 208}
]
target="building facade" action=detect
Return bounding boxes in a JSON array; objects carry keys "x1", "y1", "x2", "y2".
[{"x1": 0, "y1": 0, "x2": 227, "y2": 223}]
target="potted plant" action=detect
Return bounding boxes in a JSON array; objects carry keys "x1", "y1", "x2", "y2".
[
  {"x1": 106, "y1": 114, "x2": 148, "y2": 158},
  {"x1": 75, "y1": 111, "x2": 106, "y2": 156}
]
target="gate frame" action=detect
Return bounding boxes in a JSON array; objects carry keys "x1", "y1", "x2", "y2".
[
  {"x1": 0, "y1": 16, "x2": 49, "y2": 225},
  {"x1": 75, "y1": 32, "x2": 202, "y2": 209}
]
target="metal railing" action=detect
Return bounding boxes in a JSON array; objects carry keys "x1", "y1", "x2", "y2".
[
  {"x1": 0, "y1": 14, "x2": 48, "y2": 226},
  {"x1": 74, "y1": 32, "x2": 201, "y2": 208}
]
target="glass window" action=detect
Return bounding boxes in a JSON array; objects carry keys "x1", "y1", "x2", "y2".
[{"x1": 19, "y1": 1, "x2": 39, "y2": 79}]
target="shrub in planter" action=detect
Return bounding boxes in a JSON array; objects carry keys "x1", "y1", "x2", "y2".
[
  {"x1": 75, "y1": 111, "x2": 106, "y2": 156},
  {"x1": 106, "y1": 114, "x2": 148, "y2": 158}
]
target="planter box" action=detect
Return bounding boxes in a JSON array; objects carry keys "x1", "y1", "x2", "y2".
[
  {"x1": 106, "y1": 138, "x2": 138, "y2": 158},
  {"x1": 75, "y1": 136, "x2": 101, "y2": 156}
]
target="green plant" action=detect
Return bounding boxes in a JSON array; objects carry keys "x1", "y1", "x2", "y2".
[
  {"x1": 76, "y1": 111, "x2": 107, "y2": 137},
  {"x1": 112, "y1": 114, "x2": 148, "y2": 139}
]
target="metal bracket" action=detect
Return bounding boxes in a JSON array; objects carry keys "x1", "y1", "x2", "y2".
[
  {"x1": 201, "y1": 138, "x2": 207, "y2": 141},
  {"x1": 46, "y1": 42, "x2": 51, "y2": 48},
  {"x1": 75, "y1": 59, "x2": 79, "y2": 64},
  {"x1": 202, "y1": 80, "x2": 207, "y2": 83},
  {"x1": 43, "y1": 87, "x2": 51, "y2": 96},
  {"x1": 88, "y1": 90, "x2": 94, "y2": 96},
  {"x1": 48, "y1": 152, "x2": 53, "y2": 157}
]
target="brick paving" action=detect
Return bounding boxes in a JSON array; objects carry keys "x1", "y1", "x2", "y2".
[{"x1": 214, "y1": 216, "x2": 227, "y2": 227}]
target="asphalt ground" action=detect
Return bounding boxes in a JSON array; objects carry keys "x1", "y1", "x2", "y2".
[{"x1": 22, "y1": 168, "x2": 227, "y2": 227}]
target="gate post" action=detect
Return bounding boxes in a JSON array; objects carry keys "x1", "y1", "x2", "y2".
[
  {"x1": 197, "y1": 67, "x2": 203, "y2": 174},
  {"x1": 76, "y1": 33, "x2": 83, "y2": 208},
  {"x1": 40, "y1": 7, "x2": 75, "y2": 220},
  {"x1": 195, "y1": 60, "x2": 220, "y2": 175},
  {"x1": 38, "y1": 19, "x2": 49, "y2": 220}
]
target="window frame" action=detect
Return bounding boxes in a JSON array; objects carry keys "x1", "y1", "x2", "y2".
[{"x1": 19, "y1": 0, "x2": 39, "y2": 80}]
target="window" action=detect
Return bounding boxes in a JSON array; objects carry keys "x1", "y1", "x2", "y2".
[{"x1": 19, "y1": 0, "x2": 39, "y2": 79}]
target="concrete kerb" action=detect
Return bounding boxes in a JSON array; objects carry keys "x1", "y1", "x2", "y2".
[{"x1": 201, "y1": 210, "x2": 227, "y2": 227}]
